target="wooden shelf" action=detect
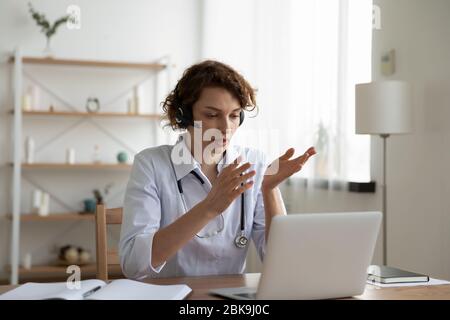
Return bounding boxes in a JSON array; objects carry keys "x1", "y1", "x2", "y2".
[
  {"x1": 11, "y1": 110, "x2": 163, "y2": 119},
  {"x1": 7, "y1": 213, "x2": 95, "y2": 222},
  {"x1": 5, "y1": 264, "x2": 122, "y2": 277},
  {"x1": 9, "y1": 56, "x2": 167, "y2": 70},
  {"x1": 6, "y1": 51, "x2": 165, "y2": 284},
  {"x1": 8, "y1": 264, "x2": 95, "y2": 275},
  {"x1": 10, "y1": 163, "x2": 132, "y2": 170}
]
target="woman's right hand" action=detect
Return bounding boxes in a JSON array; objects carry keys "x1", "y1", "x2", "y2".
[{"x1": 203, "y1": 157, "x2": 255, "y2": 217}]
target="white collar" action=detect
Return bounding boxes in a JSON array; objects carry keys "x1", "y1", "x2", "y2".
[{"x1": 170, "y1": 133, "x2": 240, "y2": 181}]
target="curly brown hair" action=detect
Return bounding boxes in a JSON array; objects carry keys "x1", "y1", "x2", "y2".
[{"x1": 162, "y1": 60, "x2": 257, "y2": 130}]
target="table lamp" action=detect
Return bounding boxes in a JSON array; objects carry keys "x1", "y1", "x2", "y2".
[{"x1": 355, "y1": 80, "x2": 413, "y2": 266}]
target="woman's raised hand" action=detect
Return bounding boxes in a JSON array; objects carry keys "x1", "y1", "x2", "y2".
[
  {"x1": 204, "y1": 157, "x2": 255, "y2": 217},
  {"x1": 262, "y1": 147, "x2": 316, "y2": 191}
]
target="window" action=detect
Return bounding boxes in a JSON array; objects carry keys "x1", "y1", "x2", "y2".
[{"x1": 202, "y1": 0, "x2": 373, "y2": 183}]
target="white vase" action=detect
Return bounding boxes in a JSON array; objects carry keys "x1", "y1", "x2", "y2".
[
  {"x1": 30, "y1": 84, "x2": 41, "y2": 110},
  {"x1": 22, "y1": 94, "x2": 32, "y2": 111},
  {"x1": 31, "y1": 189, "x2": 42, "y2": 214},
  {"x1": 22, "y1": 253, "x2": 32, "y2": 270},
  {"x1": 25, "y1": 136, "x2": 35, "y2": 164},
  {"x1": 38, "y1": 192, "x2": 50, "y2": 217},
  {"x1": 133, "y1": 86, "x2": 140, "y2": 114},
  {"x1": 43, "y1": 37, "x2": 54, "y2": 58},
  {"x1": 66, "y1": 148, "x2": 75, "y2": 164}
]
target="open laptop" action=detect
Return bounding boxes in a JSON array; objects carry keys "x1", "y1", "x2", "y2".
[{"x1": 210, "y1": 211, "x2": 381, "y2": 300}]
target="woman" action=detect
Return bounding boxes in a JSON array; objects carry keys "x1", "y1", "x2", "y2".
[{"x1": 119, "y1": 60, "x2": 315, "y2": 280}]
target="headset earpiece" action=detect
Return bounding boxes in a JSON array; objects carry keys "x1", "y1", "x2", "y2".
[
  {"x1": 174, "y1": 107, "x2": 184, "y2": 126},
  {"x1": 175, "y1": 106, "x2": 192, "y2": 129},
  {"x1": 239, "y1": 110, "x2": 245, "y2": 126}
]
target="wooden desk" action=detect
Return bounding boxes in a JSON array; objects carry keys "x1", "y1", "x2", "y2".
[{"x1": 1, "y1": 273, "x2": 450, "y2": 300}]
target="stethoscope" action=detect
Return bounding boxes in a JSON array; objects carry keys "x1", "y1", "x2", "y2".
[{"x1": 174, "y1": 167, "x2": 248, "y2": 249}]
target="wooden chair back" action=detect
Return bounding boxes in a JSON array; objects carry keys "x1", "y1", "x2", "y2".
[{"x1": 95, "y1": 204, "x2": 123, "y2": 281}]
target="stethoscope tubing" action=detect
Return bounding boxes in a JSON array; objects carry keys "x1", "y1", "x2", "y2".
[{"x1": 176, "y1": 170, "x2": 247, "y2": 248}]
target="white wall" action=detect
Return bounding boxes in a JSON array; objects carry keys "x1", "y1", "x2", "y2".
[
  {"x1": 371, "y1": 0, "x2": 450, "y2": 280},
  {"x1": 0, "y1": 0, "x2": 202, "y2": 280}
]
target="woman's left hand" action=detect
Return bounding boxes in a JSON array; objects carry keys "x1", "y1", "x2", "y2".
[{"x1": 262, "y1": 147, "x2": 316, "y2": 192}]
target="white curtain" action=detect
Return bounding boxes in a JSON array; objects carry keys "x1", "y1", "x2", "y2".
[{"x1": 201, "y1": 0, "x2": 373, "y2": 185}]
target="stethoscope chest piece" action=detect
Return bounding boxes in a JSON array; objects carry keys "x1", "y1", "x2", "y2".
[{"x1": 235, "y1": 232, "x2": 248, "y2": 248}]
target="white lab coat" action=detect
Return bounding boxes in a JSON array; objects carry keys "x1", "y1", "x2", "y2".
[{"x1": 119, "y1": 134, "x2": 279, "y2": 280}]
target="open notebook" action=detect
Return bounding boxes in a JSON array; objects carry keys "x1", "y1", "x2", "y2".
[{"x1": 0, "y1": 279, "x2": 192, "y2": 300}]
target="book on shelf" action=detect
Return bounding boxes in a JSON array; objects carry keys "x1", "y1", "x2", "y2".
[{"x1": 0, "y1": 279, "x2": 192, "y2": 300}]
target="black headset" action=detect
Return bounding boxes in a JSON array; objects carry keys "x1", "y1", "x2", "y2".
[{"x1": 175, "y1": 105, "x2": 245, "y2": 128}]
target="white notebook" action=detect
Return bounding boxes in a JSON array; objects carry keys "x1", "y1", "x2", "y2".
[{"x1": 0, "y1": 279, "x2": 192, "y2": 300}]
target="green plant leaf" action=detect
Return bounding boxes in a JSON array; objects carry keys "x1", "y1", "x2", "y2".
[{"x1": 28, "y1": 2, "x2": 69, "y2": 39}]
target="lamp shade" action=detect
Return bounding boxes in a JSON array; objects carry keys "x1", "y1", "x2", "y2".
[{"x1": 355, "y1": 81, "x2": 413, "y2": 134}]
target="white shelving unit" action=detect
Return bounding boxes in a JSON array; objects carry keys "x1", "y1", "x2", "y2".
[{"x1": 8, "y1": 48, "x2": 172, "y2": 284}]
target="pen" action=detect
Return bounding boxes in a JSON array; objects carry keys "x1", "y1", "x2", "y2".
[{"x1": 82, "y1": 285, "x2": 102, "y2": 298}]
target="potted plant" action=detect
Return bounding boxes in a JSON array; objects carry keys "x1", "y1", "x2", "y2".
[
  {"x1": 81, "y1": 183, "x2": 114, "y2": 214},
  {"x1": 93, "y1": 183, "x2": 114, "y2": 205},
  {"x1": 28, "y1": 3, "x2": 70, "y2": 57}
]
